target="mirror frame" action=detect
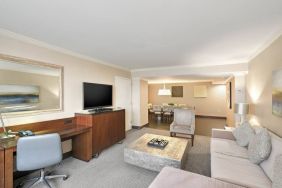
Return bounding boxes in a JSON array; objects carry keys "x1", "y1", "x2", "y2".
[{"x1": 0, "y1": 54, "x2": 64, "y2": 117}]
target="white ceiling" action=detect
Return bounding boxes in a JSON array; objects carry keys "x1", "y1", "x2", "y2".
[
  {"x1": 146, "y1": 75, "x2": 228, "y2": 84},
  {"x1": 0, "y1": 0, "x2": 281, "y2": 70}
]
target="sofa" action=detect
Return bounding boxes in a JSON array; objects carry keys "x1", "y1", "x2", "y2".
[
  {"x1": 149, "y1": 128, "x2": 282, "y2": 188},
  {"x1": 149, "y1": 166, "x2": 243, "y2": 188},
  {"x1": 211, "y1": 128, "x2": 282, "y2": 188}
]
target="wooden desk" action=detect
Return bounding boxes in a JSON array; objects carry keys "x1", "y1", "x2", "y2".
[
  {"x1": 0, "y1": 146, "x2": 4, "y2": 188},
  {"x1": 0, "y1": 118, "x2": 92, "y2": 188}
]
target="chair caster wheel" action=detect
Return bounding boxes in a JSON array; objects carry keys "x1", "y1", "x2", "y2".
[
  {"x1": 63, "y1": 176, "x2": 69, "y2": 181},
  {"x1": 94, "y1": 153, "x2": 99, "y2": 158},
  {"x1": 16, "y1": 183, "x2": 24, "y2": 188}
]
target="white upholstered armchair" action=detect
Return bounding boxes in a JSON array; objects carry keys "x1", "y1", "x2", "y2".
[{"x1": 170, "y1": 108, "x2": 195, "y2": 146}]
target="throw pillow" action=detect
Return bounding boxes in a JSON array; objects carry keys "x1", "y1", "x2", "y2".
[
  {"x1": 273, "y1": 154, "x2": 282, "y2": 188},
  {"x1": 248, "y1": 128, "x2": 272, "y2": 164},
  {"x1": 232, "y1": 122, "x2": 255, "y2": 147}
]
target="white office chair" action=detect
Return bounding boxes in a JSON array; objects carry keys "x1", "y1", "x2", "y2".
[{"x1": 17, "y1": 133, "x2": 68, "y2": 188}]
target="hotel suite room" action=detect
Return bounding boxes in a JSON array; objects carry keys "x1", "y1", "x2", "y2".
[{"x1": 0, "y1": 1, "x2": 282, "y2": 188}]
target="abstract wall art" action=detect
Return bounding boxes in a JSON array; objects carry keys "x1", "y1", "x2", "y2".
[
  {"x1": 272, "y1": 68, "x2": 282, "y2": 117},
  {"x1": 193, "y1": 85, "x2": 207, "y2": 98},
  {"x1": 0, "y1": 84, "x2": 39, "y2": 105},
  {"x1": 172, "y1": 86, "x2": 183, "y2": 97}
]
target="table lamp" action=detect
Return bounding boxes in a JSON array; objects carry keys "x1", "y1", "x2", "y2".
[
  {"x1": 234, "y1": 103, "x2": 249, "y2": 126},
  {"x1": 0, "y1": 112, "x2": 16, "y2": 142}
]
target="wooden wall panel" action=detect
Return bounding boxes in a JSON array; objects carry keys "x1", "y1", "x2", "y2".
[
  {"x1": 0, "y1": 117, "x2": 76, "y2": 133},
  {"x1": 4, "y1": 148, "x2": 13, "y2": 188},
  {"x1": 0, "y1": 149, "x2": 4, "y2": 188}
]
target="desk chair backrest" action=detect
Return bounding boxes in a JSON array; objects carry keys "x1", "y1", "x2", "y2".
[{"x1": 17, "y1": 133, "x2": 62, "y2": 171}]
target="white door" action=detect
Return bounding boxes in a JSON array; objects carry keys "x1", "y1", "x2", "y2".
[{"x1": 115, "y1": 76, "x2": 132, "y2": 131}]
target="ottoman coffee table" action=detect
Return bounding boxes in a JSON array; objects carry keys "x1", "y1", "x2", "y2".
[{"x1": 124, "y1": 133, "x2": 189, "y2": 172}]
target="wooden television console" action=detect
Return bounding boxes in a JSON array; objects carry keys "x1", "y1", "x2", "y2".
[{"x1": 76, "y1": 109, "x2": 125, "y2": 156}]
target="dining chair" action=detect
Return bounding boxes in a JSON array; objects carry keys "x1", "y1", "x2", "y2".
[
  {"x1": 152, "y1": 105, "x2": 162, "y2": 121},
  {"x1": 162, "y1": 105, "x2": 173, "y2": 123}
]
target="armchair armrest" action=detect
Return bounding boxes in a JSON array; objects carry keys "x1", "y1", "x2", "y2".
[{"x1": 212, "y1": 129, "x2": 235, "y2": 140}]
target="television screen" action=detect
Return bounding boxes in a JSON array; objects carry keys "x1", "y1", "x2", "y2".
[{"x1": 83, "y1": 82, "x2": 112, "y2": 109}]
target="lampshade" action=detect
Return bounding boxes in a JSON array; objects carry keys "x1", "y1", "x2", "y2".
[
  {"x1": 158, "y1": 88, "x2": 171, "y2": 96},
  {"x1": 234, "y1": 103, "x2": 249, "y2": 115},
  {"x1": 158, "y1": 83, "x2": 171, "y2": 96}
]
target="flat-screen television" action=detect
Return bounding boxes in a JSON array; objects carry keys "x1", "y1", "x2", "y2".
[{"x1": 83, "y1": 82, "x2": 113, "y2": 109}]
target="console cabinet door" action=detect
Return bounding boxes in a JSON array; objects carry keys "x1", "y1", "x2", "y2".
[
  {"x1": 115, "y1": 110, "x2": 125, "y2": 142},
  {"x1": 110, "y1": 110, "x2": 125, "y2": 144},
  {"x1": 92, "y1": 113, "x2": 112, "y2": 154},
  {"x1": 76, "y1": 110, "x2": 125, "y2": 156}
]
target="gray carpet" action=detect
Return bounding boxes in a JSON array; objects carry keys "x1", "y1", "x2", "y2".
[{"x1": 17, "y1": 128, "x2": 211, "y2": 188}]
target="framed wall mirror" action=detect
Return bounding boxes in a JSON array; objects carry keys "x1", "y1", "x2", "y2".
[{"x1": 0, "y1": 54, "x2": 63, "y2": 116}]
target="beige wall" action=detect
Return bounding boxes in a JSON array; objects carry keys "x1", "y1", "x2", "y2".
[
  {"x1": 131, "y1": 78, "x2": 140, "y2": 127},
  {"x1": 0, "y1": 33, "x2": 131, "y2": 153},
  {"x1": 246, "y1": 35, "x2": 282, "y2": 136},
  {"x1": 140, "y1": 80, "x2": 148, "y2": 126},
  {"x1": 226, "y1": 77, "x2": 236, "y2": 126},
  {"x1": 0, "y1": 69, "x2": 60, "y2": 110},
  {"x1": 132, "y1": 78, "x2": 148, "y2": 127},
  {"x1": 149, "y1": 82, "x2": 226, "y2": 117},
  {"x1": 0, "y1": 33, "x2": 131, "y2": 126}
]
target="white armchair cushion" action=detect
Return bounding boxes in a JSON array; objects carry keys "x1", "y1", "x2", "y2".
[
  {"x1": 170, "y1": 123, "x2": 194, "y2": 135},
  {"x1": 174, "y1": 109, "x2": 192, "y2": 125}
]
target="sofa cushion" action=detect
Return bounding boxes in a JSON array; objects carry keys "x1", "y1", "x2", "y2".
[
  {"x1": 232, "y1": 122, "x2": 255, "y2": 147},
  {"x1": 149, "y1": 166, "x2": 243, "y2": 188},
  {"x1": 248, "y1": 128, "x2": 272, "y2": 164},
  {"x1": 273, "y1": 154, "x2": 282, "y2": 188},
  {"x1": 211, "y1": 152, "x2": 272, "y2": 188},
  {"x1": 252, "y1": 125, "x2": 263, "y2": 134},
  {"x1": 211, "y1": 138, "x2": 248, "y2": 159},
  {"x1": 260, "y1": 131, "x2": 282, "y2": 181}
]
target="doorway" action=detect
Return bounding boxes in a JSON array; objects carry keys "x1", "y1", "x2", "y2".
[{"x1": 115, "y1": 76, "x2": 132, "y2": 131}]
